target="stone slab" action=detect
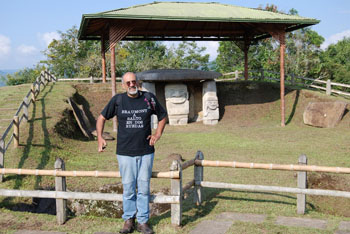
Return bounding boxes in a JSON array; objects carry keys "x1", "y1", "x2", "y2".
[
  {"x1": 136, "y1": 69, "x2": 222, "y2": 81},
  {"x1": 94, "y1": 232, "x2": 118, "y2": 234},
  {"x1": 275, "y1": 216, "x2": 327, "y2": 229},
  {"x1": 303, "y1": 101, "x2": 347, "y2": 128},
  {"x1": 190, "y1": 220, "x2": 233, "y2": 234},
  {"x1": 335, "y1": 231, "x2": 350, "y2": 234},
  {"x1": 216, "y1": 212, "x2": 266, "y2": 224},
  {"x1": 339, "y1": 221, "x2": 350, "y2": 230},
  {"x1": 14, "y1": 231, "x2": 66, "y2": 234}
]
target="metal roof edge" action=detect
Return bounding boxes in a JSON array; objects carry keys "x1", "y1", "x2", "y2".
[{"x1": 80, "y1": 13, "x2": 320, "y2": 24}]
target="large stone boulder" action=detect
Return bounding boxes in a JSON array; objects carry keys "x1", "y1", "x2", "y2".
[{"x1": 303, "y1": 101, "x2": 348, "y2": 128}]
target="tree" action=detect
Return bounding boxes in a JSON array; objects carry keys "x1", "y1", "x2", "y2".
[
  {"x1": 215, "y1": 6, "x2": 324, "y2": 79},
  {"x1": 3, "y1": 64, "x2": 46, "y2": 86},
  {"x1": 42, "y1": 26, "x2": 101, "y2": 78},
  {"x1": 320, "y1": 38, "x2": 350, "y2": 83}
]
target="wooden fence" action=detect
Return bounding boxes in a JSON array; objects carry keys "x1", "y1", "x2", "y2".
[
  {"x1": 219, "y1": 69, "x2": 350, "y2": 97},
  {"x1": 56, "y1": 70, "x2": 350, "y2": 97},
  {"x1": 57, "y1": 77, "x2": 121, "y2": 83},
  {"x1": 0, "y1": 70, "x2": 56, "y2": 182},
  {"x1": 1, "y1": 151, "x2": 350, "y2": 226}
]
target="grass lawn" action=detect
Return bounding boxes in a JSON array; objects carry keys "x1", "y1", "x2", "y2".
[{"x1": 0, "y1": 81, "x2": 350, "y2": 233}]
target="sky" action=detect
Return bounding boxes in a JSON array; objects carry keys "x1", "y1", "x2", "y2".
[{"x1": 0, "y1": 0, "x2": 350, "y2": 70}]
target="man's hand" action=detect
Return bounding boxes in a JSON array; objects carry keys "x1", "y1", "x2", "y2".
[
  {"x1": 147, "y1": 133, "x2": 161, "y2": 146},
  {"x1": 98, "y1": 137, "x2": 107, "y2": 152}
]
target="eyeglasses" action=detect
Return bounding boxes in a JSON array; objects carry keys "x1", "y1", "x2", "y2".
[{"x1": 126, "y1": 80, "x2": 137, "y2": 86}]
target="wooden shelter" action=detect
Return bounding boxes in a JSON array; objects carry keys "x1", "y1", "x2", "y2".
[{"x1": 78, "y1": 2, "x2": 319, "y2": 127}]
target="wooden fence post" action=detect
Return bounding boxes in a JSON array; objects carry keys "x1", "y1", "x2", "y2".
[
  {"x1": 170, "y1": 160, "x2": 182, "y2": 226},
  {"x1": 234, "y1": 70, "x2": 239, "y2": 80},
  {"x1": 55, "y1": 158, "x2": 67, "y2": 225},
  {"x1": 194, "y1": 151, "x2": 204, "y2": 206},
  {"x1": 297, "y1": 154, "x2": 307, "y2": 214},
  {"x1": 13, "y1": 116, "x2": 19, "y2": 148},
  {"x1": 326, "y1": 79, "x2": 332, "y2": 96},
  {"x1": 260, "y1": 69, "x2": 264, "y2": 80},
  {"x1": 36, "y1": 78, "x2": 40, "y2": 94},
  {"x1": 0, "y1": 140, "x2": 4, "y2": 182},
  {"x1": 90, "y1": 76, "x2": 94, "y2": 84},
  {"x1": 291, "y1": 73, "x2": 295, "y2": 86},
  {"x1": 23, "y1": 97, "x2": 28, "y2": 122},
  {"x1": 31, "y1": 84, "x2": 36, "y2": 102},
  {"x1": 41, "y1": 73, "x2": 46, "y2": 87}
]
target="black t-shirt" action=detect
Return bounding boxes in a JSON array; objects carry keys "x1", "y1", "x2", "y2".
[{"x1": 101, "y1": 91, "x2": 167, "y2": 156}]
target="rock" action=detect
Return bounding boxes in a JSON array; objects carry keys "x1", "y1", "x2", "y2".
[{"x1": 303, "y1": 101, "x2": 348, "y2": 128}]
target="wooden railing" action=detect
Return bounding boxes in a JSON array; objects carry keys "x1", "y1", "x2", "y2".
[
  {"x1": 2, "y1": 150, "x2": 350, "y2": 226},
  {"x1": 57, "y1": 77, "x2": 121, "y2": 83},
  {"x1": 218, "y1": 69, "x2": 350, "y2": 97},
  {"x1": 0, "y1": 70, "x2": 56, "y2": 182},
  {"x1": 0, "y1": 158, "x2": 183, "y2": 225}
]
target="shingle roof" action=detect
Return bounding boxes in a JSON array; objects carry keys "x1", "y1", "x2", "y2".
[
  {"x1": 92, "y1": 2, "x2": 318, "y2": 23},
  {"x1": 78, "y1": 1, "x2": 320, "y2": 41}
]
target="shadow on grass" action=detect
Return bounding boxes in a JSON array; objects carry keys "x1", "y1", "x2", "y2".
[
  {"x1": 1, "y1": 84, "x2": 55, "y2": 214},
  {"x1": 150, "y1": 187, "x2": 316, "y2": 227},
  {"x1": 286, "y1": 90, "x2": 300, "y2": 125}
]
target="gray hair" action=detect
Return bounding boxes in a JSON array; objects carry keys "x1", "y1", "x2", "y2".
[{"x1": 122, "y1": 72, "x2": 138, "y2": 84}]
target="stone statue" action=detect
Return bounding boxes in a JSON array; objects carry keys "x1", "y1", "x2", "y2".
[
  {"x1": 141, "y1": 82, "x2": 158, "y2": 129},
  {"x1": 202, "y1": 81, "x2": 219, "y2": 125},
  {"x1": 165, "y1": 83, "x2": 189, "y2": 125}
]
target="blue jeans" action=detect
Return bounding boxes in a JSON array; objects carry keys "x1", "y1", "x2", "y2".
[{"x1": 117, "y1": 153, "x2": 154, "y2": 224}]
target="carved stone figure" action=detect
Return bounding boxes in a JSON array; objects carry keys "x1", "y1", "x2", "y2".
[
  {"x1": 141, "y1": 82, "x2": 158, "y2": 129},
  {"x1": 165, "y1": 83, "x2": 189, "y2": 125},
  {"x1": 202, "y1": 81, "x2": 219, "y2": 125}
]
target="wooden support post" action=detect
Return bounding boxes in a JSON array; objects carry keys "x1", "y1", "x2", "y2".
[
  {"x1": 55, "y1": 158, "x2": 67, "y2": 225},
  {"x1": 23, "y1": 97, "x2": 28, "y2": 122},
  {"x1": 194, "y1": 151, "x2": 204, "y2": 206},
  {"x1": 244, "y1": 46, "x2": 249, "y2": 81},
  {"x1": 13, "y1": 116, "x2": 19, "y2": 148},
  {"x1": 31, "y1": 84, "x2": 36, "y2": 102},
  {"x1": 101, "y1": 34, "x2": 107, "y2": 83},
  {"x1": 280, "y1": 33, "x2": 286, "y2": 127},
  {"x1": 170, "y1": 160, "x2": 182, "y2": 226},
  {"x1": 291, "y1": 73, "x2": 295, "y2": 86},
  {"x1": 90, "y1": 76, "x2": 94, "y2": 84},
  {"x1": 0, "y1": 140, "x2": 4, "y2": 182},
  {"x1": 110, "y1": 45, "x2": 117, "y2": 132},
  {"x1": 297, "y1": 155, "x2": 307, "y2": 214},
  {"x1": 326, "y1": 79, "x2": 332, "y2": 96}
]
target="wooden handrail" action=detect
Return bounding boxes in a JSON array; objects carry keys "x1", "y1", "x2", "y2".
[
  {"x1": 194, "y1": 159, "x2": 350, "y2": 174},
  {"x1": 1, "y1": 168, "x2": 180, "y2": 179}
]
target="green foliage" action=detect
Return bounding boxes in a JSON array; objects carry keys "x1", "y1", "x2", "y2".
[
  {"x1": 320, "y1": 38, "x2": 350, "y2": 83},
  {"x1": 3, "y1": 65, "x2": 46, "y2": 86},
  {"x1": 41, "y1": 26, "x2": 210, "y2": 78},
  {"x1": 42, "y1": 26, "x2": 101, "y2": 78},
  {"x1": 215, "y1": 6, "x2": 325, "y2": 79}
]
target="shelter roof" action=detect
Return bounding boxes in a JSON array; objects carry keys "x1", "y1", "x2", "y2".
[
  {"x1": 136, "y1": 69, "x2": 222, "y2": 81},
  {"x1": 78, "y1": 1, "x2": 320, "y2": 41}
]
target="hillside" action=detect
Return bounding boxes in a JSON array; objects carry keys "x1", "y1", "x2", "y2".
[{"x1": 1, "y1": 81, "x2": 350, "y2": 233}]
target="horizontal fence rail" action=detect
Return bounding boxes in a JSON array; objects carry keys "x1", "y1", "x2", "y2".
[
  {"x1": 195, "y1": 159, "x2": 350, "y2": 174},
  {"x1": 0, "y1": 189, "x2": 180, "y2": 204},
  {"x1": 219, "y1": 69, "x2": 350, "y2": 97},
  {"x1": 0, "y1": 168, "x2": 180, "y2": 179},
  {"x1": 199, "y1": 182, "x2": 350, "y2": 198}
]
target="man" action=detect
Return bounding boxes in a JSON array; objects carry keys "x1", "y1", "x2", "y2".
[{"x1": 96, "y1": 72, "x2": 167, "y2": 234}]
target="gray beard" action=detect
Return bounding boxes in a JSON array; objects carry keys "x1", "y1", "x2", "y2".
[{"x1": 128, "y1": 86, "x2": 138, "y2": 95}]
